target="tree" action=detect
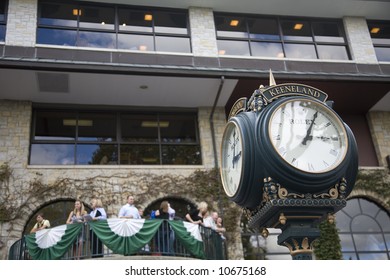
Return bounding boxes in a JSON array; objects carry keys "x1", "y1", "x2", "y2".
[{"x1": 314, "y1": 216, "x2": 343, "y2": 260}]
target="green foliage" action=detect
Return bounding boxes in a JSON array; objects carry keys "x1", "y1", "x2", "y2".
[{"x1": 314, "y1": 219, "x2": 342, "y2": 260}]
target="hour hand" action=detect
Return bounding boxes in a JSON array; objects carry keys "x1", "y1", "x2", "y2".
[
  {"x1": 232, "y1": 151, "x2": 241, "y2": 168},
  {"x1": 302, "y1": 111, "x2": 318, "y2": 145}
]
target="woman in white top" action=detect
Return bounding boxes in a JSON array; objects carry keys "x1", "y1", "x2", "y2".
[{"x1": 89, "y1": 198, "x2": 107, "y2": 258}]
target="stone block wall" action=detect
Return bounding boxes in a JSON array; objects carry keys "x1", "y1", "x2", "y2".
[
  {"x1": 367, "y1": 111, "x2": 390, "y2": 167},
  {"x1": 5, "y1": 0, "x2": 37, "y2": 47}
]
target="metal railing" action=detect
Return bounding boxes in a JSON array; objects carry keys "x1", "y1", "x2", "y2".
[{"x1": 9, "y1": 220, "x2": 227, "y2": 260}]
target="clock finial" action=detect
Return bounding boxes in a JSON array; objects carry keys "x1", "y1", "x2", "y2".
[{"x1": 269, "y1": 69, "x2": 276, "y2": 86}]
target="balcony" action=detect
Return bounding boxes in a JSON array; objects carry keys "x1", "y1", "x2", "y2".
[{"x1": 8, "y1": 219, "x2": 227, "y2": 260}]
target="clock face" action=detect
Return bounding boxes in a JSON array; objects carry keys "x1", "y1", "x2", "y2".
[
  {"x1": 221, "y1": 121, "x2": 243, "y2": 197},
  {"x1": 268, "y1": 98, "x2": 348, "y2": 173}
]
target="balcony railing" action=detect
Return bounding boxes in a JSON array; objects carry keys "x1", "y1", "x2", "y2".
[{"x1": 9, "y1": 219, "x2": 227, "y2": 260}]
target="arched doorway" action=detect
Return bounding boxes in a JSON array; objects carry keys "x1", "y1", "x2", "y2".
[
  {"x1": 23, "y1": 199, "x2": 92, "y2": 235},
  {"x1": 144, "y1": 196, "x2": 196, "y2": 220}
]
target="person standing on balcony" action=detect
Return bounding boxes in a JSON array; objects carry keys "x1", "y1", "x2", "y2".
[
  {"x1": 88, "y1": 198, "x2": 107, "y2": 258},
  {"x1": 30, "y1": 212, "x2": 50, "y2": 233},
  {"x1": 66, "y1": 199, "x2": 87, "y2": 260},
  {"x1": 118, "y1": 195, "x2": 141, "y2": 219},
  {"x1": 185, "y1": 201, "x2": 208, "y2": 225},
  {"x1": 155, "y1": 200, "x2": 170, "y2": 254}
]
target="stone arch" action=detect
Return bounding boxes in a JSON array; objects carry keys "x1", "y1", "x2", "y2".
[
  {"x1": 349, "y1": 189, "x2": 390, "y2": 211},
  {"x1": 143, "y1": 195, "x2": 197, "y2": 220}
]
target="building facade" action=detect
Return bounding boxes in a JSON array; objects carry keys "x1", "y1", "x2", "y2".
[{"x1": 0, "y1": 0, "x2": 389, "y2": 260}]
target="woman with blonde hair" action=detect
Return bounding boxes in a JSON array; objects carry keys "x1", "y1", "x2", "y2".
[
  {"x1": 185, "y1": 201, "x2": 208, "y2": 225},
  {"x1": 66, "y1": 199, "x2": 87, "y2": 259}
]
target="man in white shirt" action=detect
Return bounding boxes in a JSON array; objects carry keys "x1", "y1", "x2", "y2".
[{"x1": 118, "y1": 195, "x2": 141, "y2": 219}]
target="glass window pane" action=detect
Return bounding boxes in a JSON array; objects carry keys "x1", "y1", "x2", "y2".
[
  {"x1": 161, "y1": 145, "x2": 201, "y2": 165},
  {"x1": 339, "y1": 233, "x2": 355, "y2": 251},
  {"x1": 0, "y1": 0, "x2": 5, "y2": 21},
  {"x1": 30, "y1": 144, "x2": 74, "y2": 165},
  {"x1": 317, "y1": 45, "x2": 349, "y2": 60},
  {"x1": 354, "y1": 233, "x2": 385, "y2": 251},
  {"x1": 155, "y1": 36, "x2": 191, "y2": 53},
  {"x1": 0, "y1": 25, "x2": 5, "y2": 42},
  {"x1": 335, "y1": 210, "x2": 351, "y2": 232},
  {"x1": 39, "y1": 3, "x2": 78, "y2": 27},
  {"x1": 284, "y1": 43, "x2": 316, "y2": 59},
  {"x1": 342, "y1": 252, "x2": 357, "y2": 260},
  {"x1": 159, "y1": 115, "x2": 197, "y2": 143},
  {"x1": 358, "y1": 253, "x2": 388, "y2": 260},
  {"x1": 79, "y1": 5, "x2": 115, "y2": 30},
  {"x1": 35, "y1": 111, "x2": 76, "y2": 140},
  {"x1": 360, "y1": 199, "x2": 380, "y2": 217},
  {"x1": 377, "y1": 211, "x2": 390, "y2": 231},
  {"x1": 77, "y1": 113, "x2": 116, "y2": 141},
  {"x1": 215, "y1": 16, "x2": 248, "y2": 38},
  {"x1": 118, "y1": 33, "x2": 154, "y2": 51},
  {"x1": 251, "y1": 42, "x2": 284, "y2": 58},
  {"x1": 352, "y1": 216, "x2": 380, "y2": 232},
  {"x1": 343, "y1": 199, "x2": 361, "y2": 217},
  {"x1": 154, "y1": 11, "x2": 188, "y2": 35},
  {"x1": 120, "y1": 144, "x2": 159, "y2": 165},
  {"x1": 217, "y1": 40, "x2": 250, "y2": 56},
  {"x1": 312, "y1": 22, "x2": 345, "y2": 43},
  {"x1": 375, "y1": 47, "x2": 390, "y2": 62},
  {"x1": 118, "y1": 9, "x2": 153, "y2": 33},
  {"x1": 76, "y1": 144, "x2": 117, "y2": 165},
  {"x1": 248, "y1": 18, "x2": 280, "y2": 40},
  {"x1": 121, "y1": 114, "x2": 159, "y2": 142},
  {"x1": 368, "y1": 22, "x2": 390, "y2": 41},
  {"x1": 77, "y1": 31, "x2": 116, "y2": 48},
  {"x1": 37, "y1": 28, "x2": 77, "y2": 46},
  {"x1": 282, "y1": 20, "x2": 313, "y2": 42}
]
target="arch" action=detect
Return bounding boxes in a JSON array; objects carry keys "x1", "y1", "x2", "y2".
[
  {"x1": 143, "y1": 195, "x2": 197, "y2": 220},
  {"x1": 23, "y1": 198, "x2": 92, "y2": 235},
  {"x1": 335, "y1": 196, "x2": 390, "y2": 260}
]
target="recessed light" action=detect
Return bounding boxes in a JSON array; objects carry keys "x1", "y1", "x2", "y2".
[
  {"x1": 294, "y1": 23, "x2": 303, "y2": 30},
  {"x1": 230, "y1": 20, "x2": 239, "y2": 27},
  {"x1": 139, "y1": 85, "x2": 148, "y2": 90},
  {"x1": 370, "y1": 27, "x2": 380, "y2": 34},
  {"x1": 144, "y1": 14, "x2": 153, "y2": 21}
]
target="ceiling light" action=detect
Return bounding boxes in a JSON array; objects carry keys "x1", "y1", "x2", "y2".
[
  {"x1": 63, "y1": 119, "x2": 93, "y2": 126},
  {"x1": 101, "y1": 22, "x2": 105, "y2": 25},
  {"x1": 230, "y1": 20, "x2": 239, "y2": 27},
  {"x1": 72, "y1": 9, "x2": 81, "y2": 16},
  {"x1": 139, "y1": 45, "x2": 147, "y2": 51},
  {"x1": 370, "y1": 27, "x2": 380, "y2": 34},
  {"x1": 144, "y1": 14, "x2": 153, "y2": 21},
  {"x1": 141, "y1": 121, "x2": 169, "y2": 128},
  {"x1": 218, "y1": 50, "x2": 226, "y2": 55},
  {"x1": 294, "y1": 23, "x2": 304, "y2": 30},
  {"x1": 142, "y1": 158, "x2": 158, "y2": 163}
]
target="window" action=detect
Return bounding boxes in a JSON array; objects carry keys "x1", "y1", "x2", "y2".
[
  {"x1": 368, "y1": 21, "x2": 390, "y2": 62},
  {"x1": 37, "y1": 1, "x2": 191, "y2": 53},
  {"x1": 30, "y1": 109, "x2": 201, "y2": 165},
  {"x1": 0, "y1": 0, "x2": 7, "y2": 42},
  {"x1": 215, "y1": 14, "x2": 349, "y2": 60},
  {"x1": 336, "y1": 198, "x2": 390, "y2": 260}
]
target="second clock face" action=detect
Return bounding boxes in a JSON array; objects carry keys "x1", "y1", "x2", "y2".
[
  {"x1": 268, "y1": 98, "x2": 348, "y2": 173},
  {"x1": 221, "y1": 121, "x2": 243, "y2": 197}
]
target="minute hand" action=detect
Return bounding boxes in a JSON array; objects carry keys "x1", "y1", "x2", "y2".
[{"x1": 302, "y1": 111, "x2": 318, "y2": 145}]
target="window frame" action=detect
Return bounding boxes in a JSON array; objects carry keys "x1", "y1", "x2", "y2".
[
  {"x1": 29, "y1": 107, "x2": 202, "y2": 166},
  {"x1": 36, "y1": 0, "x2": 192, "y2": 53},
  {"x1": 214, "y1": 13, "x2": 350, "y2": 60},
  {"x1": 367, "y1": 20, "x2": 390, "y2": 62}
]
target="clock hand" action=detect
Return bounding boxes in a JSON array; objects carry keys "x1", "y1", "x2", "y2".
[
  {"x1": 232, "y1": 151, "x2": 241, "y2": 168},
  {"x1": 302, "y1": 111, "x2": 318, "y2": 145}
]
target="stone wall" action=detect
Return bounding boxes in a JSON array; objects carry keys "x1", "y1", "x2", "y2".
[
  {"x1": 5, "y1": 0, "x2": 37, "y2": 47},
  {"x1": 343, "y1": 17, "x2": 378, "y2": 64},
  {"x1": 367, "y1": 111, "x2": 390, "y2": 167}
]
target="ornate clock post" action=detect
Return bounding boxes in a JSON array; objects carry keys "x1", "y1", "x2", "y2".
[{"x1": 220, "y1": 73, "x2": 358, "y2": 260}]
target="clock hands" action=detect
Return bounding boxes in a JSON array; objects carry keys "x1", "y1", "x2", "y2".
[
  {"x1": 301, "y1": 111, "x2": 318, "y2": 145},
  {"x1": 232, "y1": 151, "x2": 241, "y2": 168},
  {"x1": 231, "y1": 130, "x2": 241, "y2": 168}
]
